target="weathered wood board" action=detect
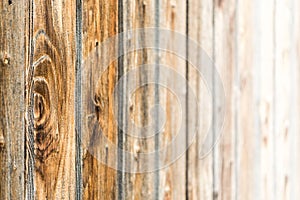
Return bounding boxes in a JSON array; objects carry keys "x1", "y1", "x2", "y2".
[
  {"x1": 0, "y1": 0, "x2": 25, "y2": 199},
  {"x1": 24, "y1": 0, "x2": 76, "y2": 198}
]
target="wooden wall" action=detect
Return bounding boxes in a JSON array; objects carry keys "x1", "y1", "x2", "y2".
[{"x1": 0, "y1": 0, "x2": 300, "y2": 199}]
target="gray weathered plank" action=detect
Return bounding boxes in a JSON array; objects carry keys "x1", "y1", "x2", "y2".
[{"x1": 0, "y1": 0, "x2": 25, "y2": 199}]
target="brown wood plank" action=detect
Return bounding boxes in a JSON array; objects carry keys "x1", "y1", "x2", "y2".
[
  {"x1": 25, "y1": 0, "x2": 76, "y2": 198},
  {"x1": 186, "y1": 0, "x2": 202, "y2": 195},
  {"x1": 81, "y1": 0, "x2": 118, "y2": 199},
  {"x1": 0, "y1": 0, "x2": 25, "y2": 199}
]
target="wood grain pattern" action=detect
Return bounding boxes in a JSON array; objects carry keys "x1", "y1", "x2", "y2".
[
  {"x1": 0, "y1": 1, "x2": 25, "y2": 199},
  {"x1": 120, "y1": 0, "x2": 157, "y2": 199},
  {"x1": 213, "y1": 0, "x2": 237, "y2": 199},
  {"x1": 25, "y1": 0, "x2": 76, "y2": 198},
  {"x1": 196, "y1": 1, "x2": 214, "y2": 199},
  {"x1": 1, "y1": 0, "x2": 300, "y2": 199},
  {"x1": 187, "y1": 0, "x2": 203, "y2": 198},
  {"x1": 236, "y1": 0, "x2": 257, "y2": 199},
  {"x1": 159, "y1": 0, "x2": 187, "y2": 199},
  {"x1": 186, "y1": 0, "x2": 202, "y2": 197},
  {"x1": 81, "y1": 0, "x2": 118, "y2": 199}
]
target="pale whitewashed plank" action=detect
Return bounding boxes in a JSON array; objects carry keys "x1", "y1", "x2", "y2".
[
  {"x1": 275, "y1": 0, "x2": 293, "y2": 199},
  {"x1": 197, "y1": 0, "x2": 214, "y2": 199},
  {"x1": 254, "y1": 0, "x2": 275, "y2": 199},
  {"x1": 213, "y1": 0, "x2": 237, "y2": 199},
  {"x1": 236, "y1": 0, "x2": 257, "y2": 199},
  {"x1": 290, "y1": 1, "x2": 300, "y2": 199}
]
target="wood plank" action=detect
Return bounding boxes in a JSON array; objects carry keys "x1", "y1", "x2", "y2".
[
  {"x1": 213, "y1": 0, "x2": 237, "y2": 199},
  {"x1": 254, "y1": 0, "x2": 275, "y2": 199},
  {"x1": 198, "y1": 1, "x2": 214, "y2": 199},
  {"x1": 236, "y1": 0, "x2": 257, "y2": 199},
  {"x1": 157, "y1": 0, "x2": 187, "y2": 199},
  {"x1": 0, "y1": 0, "x2": 25, "y2": 199},
  {"x1": 120, "y1": 0, "x2": 157, "y2": 199},
  {"x1": 187, "y1": 0, "x2": 214, "y2": 199},
  {"x1": 274, "y1": 0, "x2": 293, "y2": 199},
  {"x1": 25, "y1": 0, "x2": 76, "y2": 198},
  {"x1": 291, "y1": 0, "x2": 300, "y2": 199},
  {"x1": 81, "y1": 0, "x2": 118, "y2": 199}
]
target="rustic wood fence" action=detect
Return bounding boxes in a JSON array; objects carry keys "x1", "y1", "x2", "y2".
[{"x1": 0, "y1": 0, "x2": 300, "y2": 199}]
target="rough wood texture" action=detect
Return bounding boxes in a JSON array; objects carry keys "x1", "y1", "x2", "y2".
[
  {"x1": 120, "y1": 0, "x2": 157, "y2": 199},
  {"x1": 1, "y1": 0, "x2": 300, "y2": 199},
  {"x1": 159, "y1": 0, "x2": 187, "y2": 199},
  {"x1": 0, "y1": 1, "x2": 25, "y2": 199},
  {"x1": 81, "y1": 0, "x2": 118, "y2": 199},
  {"x1": 25, "y1": 0, "x2": 76, "y2": 199},
  {"x1": 186, "y1": 0, "x2": 201, "y2": 195},
  {"x1": 195, "y1": 0, "x2": 214, "y2": 199}
]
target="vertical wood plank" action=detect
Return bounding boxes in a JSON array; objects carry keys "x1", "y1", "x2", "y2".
[
  {"x1": 198, "y1": 1, "x2": 214, "y2": 199},
  {"x1": 213, "y1": 0, "x2": 237, "y2": 199},
  {"x1": 187, "y1": 0, "x2": 214, "y2": 199},
  {"x1": 120, "y1": 0, "x2": 157, "y2": 199},
  {"x1": 185, "y1": 0, "x2": 200, "y2": 199},
  {"x1": 236, "y1": 0, "x2": 257, "y2": 199},
  {"x1": 255, "y1": 0, "x2": 275, "y2": 199},
  {"x1": 291, "y1": 0, "x2": 300, "y2": 199},
  {"x1": 187, "y1": 0, "x2": 201, "y2": 198},
  {"x1": 275, "y1": 0, "x2": 293, "y2": 199},
  {"x1": 158, "y1": 0, "x2": 187, "y2": 199},
  {"x1": 0, "y1": 0, "x2": 25, "y2": 199},
  {"x1": 25, "y1": 0, "x2": 76, "y2": 198},
  {"x1": 82, "y1": 0, "x2": 118, "y2": 199}
]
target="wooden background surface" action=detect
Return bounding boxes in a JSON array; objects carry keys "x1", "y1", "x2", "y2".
[{"x1": 0, "y1": 0, "x2": 300, "y2": 199}]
